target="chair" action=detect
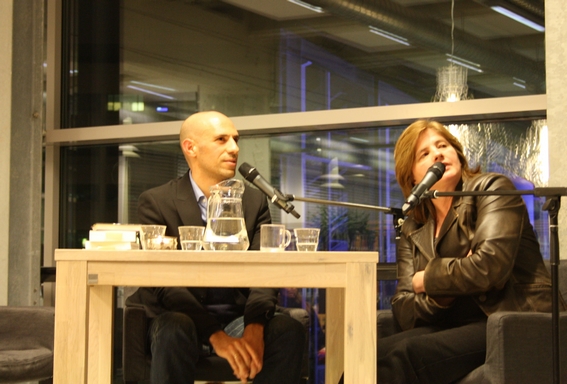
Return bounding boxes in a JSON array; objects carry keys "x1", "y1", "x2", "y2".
[
  {"x1": 0, "y1": 306, "x2": 55, "y2": 383},
  {"x1": 377, "y1": 262, "x2": 567, "y2": 384},
  {"x1": 122, "y1": 302, "x2": 310, "y2": 384}
]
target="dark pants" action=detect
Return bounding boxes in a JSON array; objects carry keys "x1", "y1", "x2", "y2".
[
  {"x1": 149, "y1": 311, "x2": 305, "y2": 384},
  {"x1": 377, "y1": 320, "x2": 487, "y2": 384},
  {"x1": 338, "y1": 320, "x2": 487, "y2": 384}
]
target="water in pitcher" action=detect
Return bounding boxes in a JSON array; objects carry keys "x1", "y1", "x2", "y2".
[{"x1": 202, "y1": 217, "x2": 249, "y2": 251}]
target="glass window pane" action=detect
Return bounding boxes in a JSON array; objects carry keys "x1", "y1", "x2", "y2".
[
  {"x1": 60, "y1": 0, "x2": 545, "y2": 127},
  {"x1": 58, "y1": 118, "x2": 550, "y2": 380},
  {"x1": 60, "y1": 119, "x2": 550, "y2": 258}
]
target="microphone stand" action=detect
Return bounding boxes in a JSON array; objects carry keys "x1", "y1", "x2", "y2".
[
  {"x1": 280, "y1": 194, "x2": 403, "y2": 281},
  {"x1": 423, "y1": 187, "x2": 567, "y2": 384},
  {"x1": 284, "y1": 194, "x2": 405, "y2": 240}
]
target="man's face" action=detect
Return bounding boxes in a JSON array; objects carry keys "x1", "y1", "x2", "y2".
[{"x1": 192, "y1": 115, "x2": 240, "y2": 184}]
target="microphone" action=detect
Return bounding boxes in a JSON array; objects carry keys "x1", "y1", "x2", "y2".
[
  {"x1": 238, "y1": 162, "x2": 301, "y2": 219},
  {"x1": 402, "y1": 162, "x2": 446, "y2": 215}
]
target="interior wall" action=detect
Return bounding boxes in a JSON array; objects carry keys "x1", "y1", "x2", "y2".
[
  {"x1": 546, "y1": 0, "x2": 567, "y2": 261},
  {"x1": 0, "y1": 0, "x2": 14, "y2": 305}
]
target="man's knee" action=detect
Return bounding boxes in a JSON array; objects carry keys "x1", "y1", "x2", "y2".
[
  {"x1": 150, "y1": 312, "x2": 199, "y2": 349},
  {"x1": 266, "y1": 313, "x2": 306, "y2": 348}
]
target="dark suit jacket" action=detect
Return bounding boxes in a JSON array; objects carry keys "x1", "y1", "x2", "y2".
[{"x1": 126, "y1": 171, "x2": 277, "y2": 342}]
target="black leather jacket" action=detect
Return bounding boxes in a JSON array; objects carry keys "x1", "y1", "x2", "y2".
[{"x1": 392, "y1": 173, "x2": 562, "y2": 331}]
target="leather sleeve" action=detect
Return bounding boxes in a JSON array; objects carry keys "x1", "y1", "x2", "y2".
[
  {"x1": 392, "y1": 231, "x2": 452, "y2": 330},
  {"x1": 392, "y1": 174, "x2": 533, "y2": 330},
  {"x1": 424, "y1": 175, "x2": 524, "y2": 295}
]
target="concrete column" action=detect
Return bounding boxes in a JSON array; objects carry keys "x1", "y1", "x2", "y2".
[
  {"x1": 6, "y1": 0, "x2": 44, "y2": 306},
  {"x1": 546, "y1": 0, "x2": 567, "y2": 261}
]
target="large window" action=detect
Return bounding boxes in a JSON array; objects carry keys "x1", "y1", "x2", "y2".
[
  {"x1": 56, "y1": 117, "x2": 549, "y2": 382},
  {"x1": 47, "y1": 1, "x2": 549, "y2": 382},
  {"x1": 58, "y1": 0, "x2": 545, "y2": 127}
]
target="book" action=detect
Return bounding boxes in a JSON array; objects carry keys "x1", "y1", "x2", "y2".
[
  {"x1": 88, "y1": 223, "x2": 143, "y2": 250},
  {"x1": 91, "y1": 223, "x2": 142, "y2": 232},
  {"x1": 89, "y1": 230, "x2": 138, "y2": 242},
  {"x1": 85, "y1": 241, "x2": 141, "y2": 250}
]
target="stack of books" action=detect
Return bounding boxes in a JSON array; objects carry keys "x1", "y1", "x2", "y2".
[{"x1": 85, "y1": 223, "x2": 142, "y2": 250}]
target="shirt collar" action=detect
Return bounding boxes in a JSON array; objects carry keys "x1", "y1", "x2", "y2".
[{"x1": 189, "y1": 170, "x2": 207, "y2": 222}]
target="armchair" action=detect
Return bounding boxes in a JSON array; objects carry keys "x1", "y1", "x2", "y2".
[
  {"x1": 122, "y1": 302, "x2": 310, "y2": 384},
  {"x1": 0, "y1": 306, "x2": 55, "y2": 383},
  {"x1": 377, "y1": 262, "x2": 567, "y2": 383}
]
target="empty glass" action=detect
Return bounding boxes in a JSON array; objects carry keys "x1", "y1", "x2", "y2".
[
  {"x1": 260, "y1": 224, "x2": 292, "y2": 252},
  {"x1": 140, "y1": 225, "x2": 167, "y2": 250}
]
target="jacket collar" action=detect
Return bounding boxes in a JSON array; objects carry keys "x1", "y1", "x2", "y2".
[
  {"x1": 174, "y1": 171, "x2": 208, "y2": 226},
  {"x1": 407, "y1": 205, "x2": 459, "y2": 261}
]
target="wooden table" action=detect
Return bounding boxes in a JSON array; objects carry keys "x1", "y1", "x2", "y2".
[{"x1": 53, "y1": 249, "x2": 377, "y2": 383}]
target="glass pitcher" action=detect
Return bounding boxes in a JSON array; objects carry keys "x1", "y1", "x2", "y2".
[{"x1": 202, "y1": 178, "x2": 250, "y2": 251}]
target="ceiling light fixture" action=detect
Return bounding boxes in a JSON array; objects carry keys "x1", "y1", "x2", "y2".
[
  {"x1": 369, "y1": 26, "x2": 410, "y2": 46},
  {"x1": 491, "y1": 6, "x2": 545, "y2": 32},
  {"x1": 127, "y1": 85, "x2": 175, "y2": 100},
  {"x1": 434, "y1": 65, "x2": 468, "y2": 102},
  {"x1": 287, "y1": 0, "x2": 324, "y2": 13},
  {"x1": 320, "y1": 158, "x2": 345, "y2": 189},
  {"x1": 434, "y1": 0, "x2": 469, "y2": 102},
  {"x1": 446, "y1": 54, "x2": 483, "y2": 73},
  {"x1": 130, "y1": 81, "x2": 176, "y2": 91},
  {"x1": 513, "y1": 77, "x2": 526, "y2": 89},
  {"x1": 349, "y1": 136, "x2": 369, "y2": 143}
]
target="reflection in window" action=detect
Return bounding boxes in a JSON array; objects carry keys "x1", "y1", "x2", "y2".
[
  {"x1": 59, "y1": 120, "x2": 550, "y2": 259},
  {"x1": 60, "y1": 0, "x2": 545, "y2": 127},
  {"x1": 59, "y1": 118, "x2": 549, "y2": 382}
]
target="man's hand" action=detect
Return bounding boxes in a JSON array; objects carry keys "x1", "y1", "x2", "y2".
[
  {"x1": 242, "y1": 323, "x2": 264, "y2": 378},
  {"x1": 209, "y1": 323, "x2": 264, "y2": 383}
]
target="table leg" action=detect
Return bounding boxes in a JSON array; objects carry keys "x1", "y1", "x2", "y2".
[
  {"x1": 344, "y1": 262, "x2": 377, "y2": 384},
  {"x1": 326, "y1": 287, "x2": 344, "y2": 384},
  {"x1": 53, "y1": 260, "x2": 89, "y2": 383},
  {"x1": 88, "y1": 285, "x2": 114, "y2": 384}
]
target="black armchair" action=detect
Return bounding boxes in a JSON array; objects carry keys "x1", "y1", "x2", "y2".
[
  {"x1": 122, "y1": 302, "x2": 310, "y2": 384},
  {"x1": 0, "y1": 306, "x2": 55, "y2": 383},
  {"x1": 377, "y1": 262, "x2": 567, "y2": 383}
]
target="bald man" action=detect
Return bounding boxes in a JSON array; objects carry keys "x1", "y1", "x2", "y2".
[{"x1": 126, "y1": 111, "x2": 305, "y2": 384}]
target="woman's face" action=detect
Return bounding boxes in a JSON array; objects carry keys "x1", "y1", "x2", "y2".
[{"x1": 412, "y1": 129, "x2": 462, "y2": 192}]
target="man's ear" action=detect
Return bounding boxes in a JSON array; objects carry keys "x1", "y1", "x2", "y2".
[{"x1": 181, "y1": 138, "x2": 197, "y2": 157}]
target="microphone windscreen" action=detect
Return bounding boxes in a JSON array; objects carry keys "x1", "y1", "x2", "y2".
[
  {"x1": 238, "y1": 162, "x2": 258, "y2": 181},
  {"x1": 430, "y1": 162, "x2": 445, "y2": 177}
]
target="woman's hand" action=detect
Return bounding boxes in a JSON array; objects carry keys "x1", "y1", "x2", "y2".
[
  {"x1": 412, "y1": 271, "x2": 425, "y2": 294},
  {"x1": 413, "y1": 270, "x2": 455, "y2": 306}
]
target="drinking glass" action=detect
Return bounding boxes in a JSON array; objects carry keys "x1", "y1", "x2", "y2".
[
  {"x1": 260, "y1": 224, "x2": 292, "y2": 252},
  {"x1": 293, "y1": 228, "x2": 320, "y2": 251},
  {"x1": 178, "y1": 226, "x2": 205, "y2": 251}
]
